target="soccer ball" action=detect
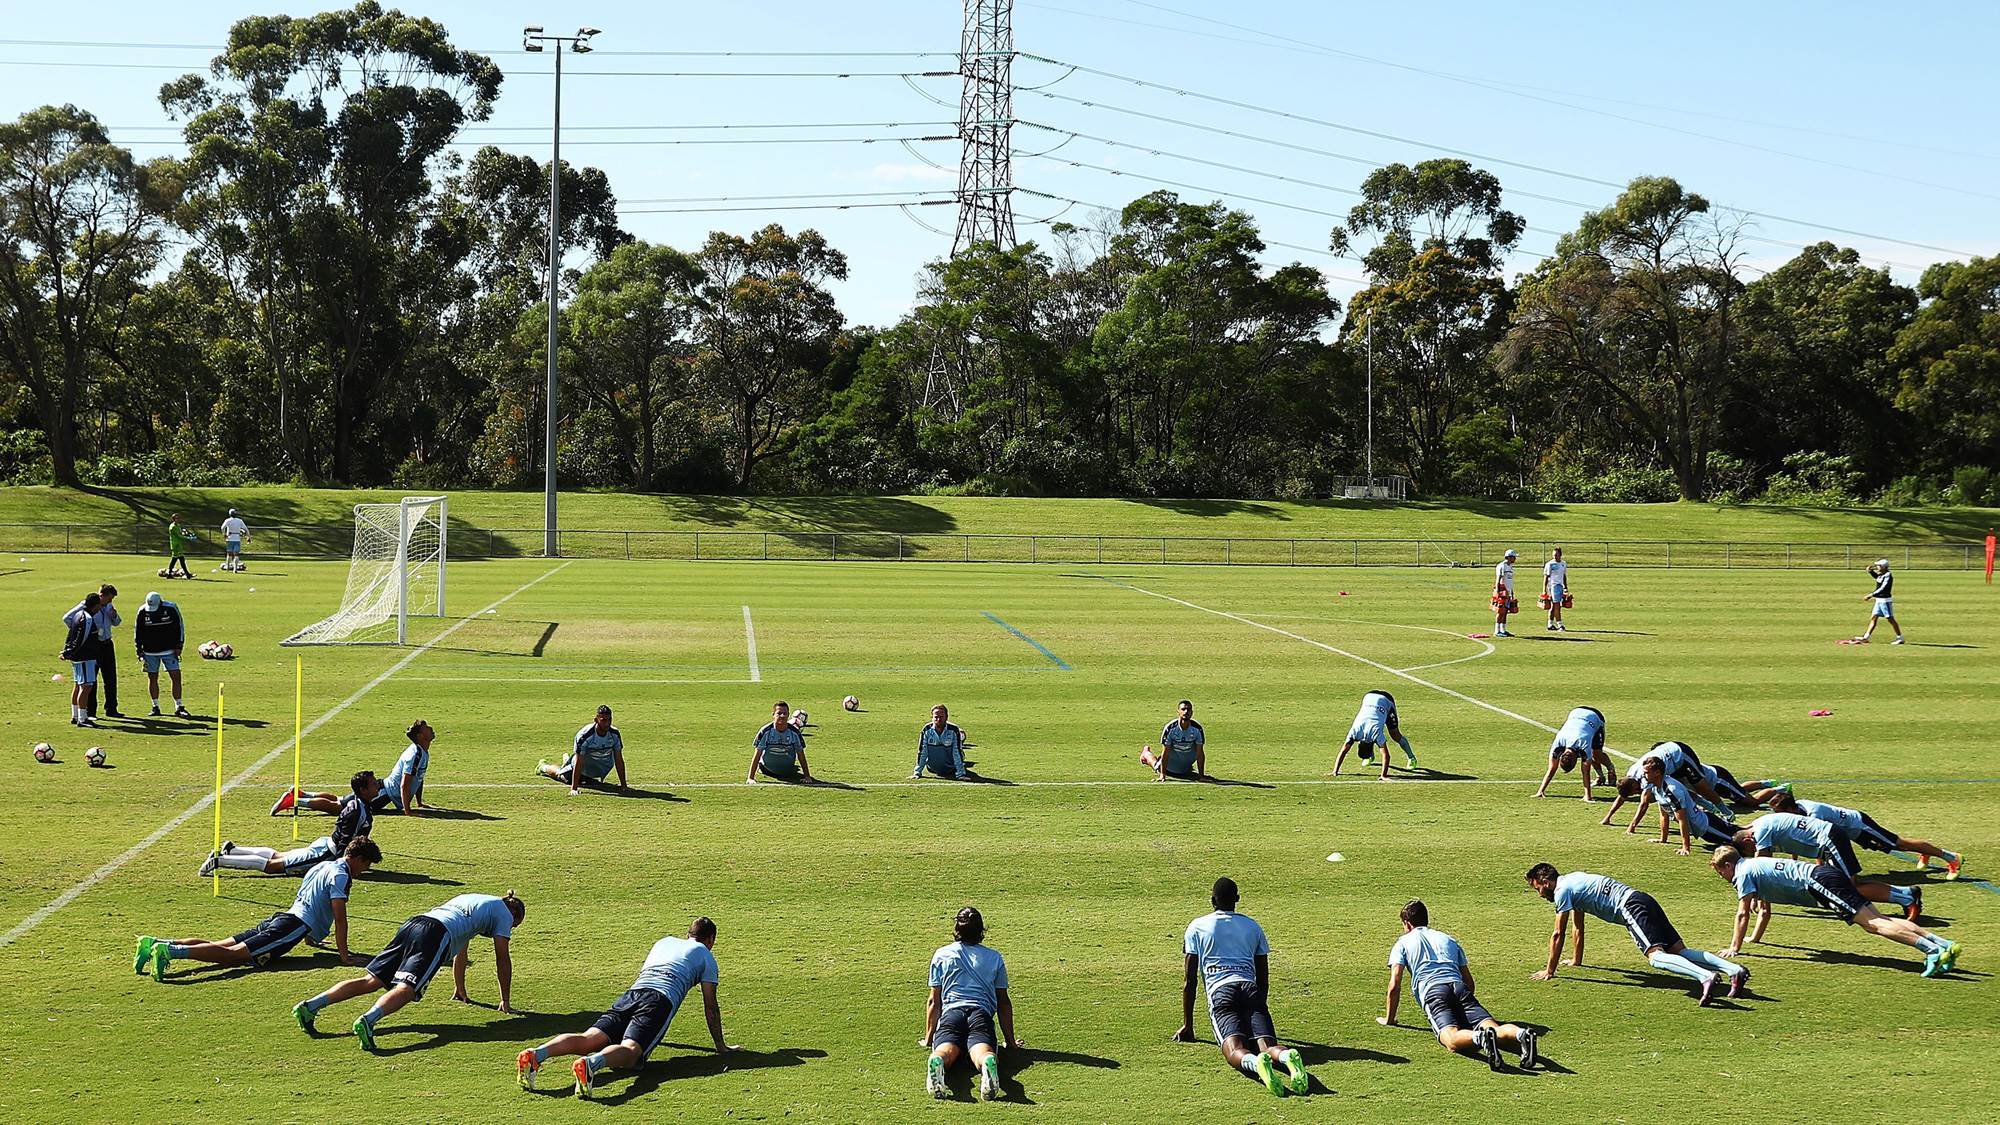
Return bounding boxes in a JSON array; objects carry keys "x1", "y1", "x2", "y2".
[
  {"x1": 157, "y1": 568, "x2": 171, "y2": 577},
  {"x1": 33, "y1": 742, "x2": 54, "y2": 763},
  {"x1": 218, "y1": 642, "x2": 233, "y2": 659},
  {"x1": 791, "y1": 708, "x2": 809, "y2": 729},
  {"x1": 86, "y1": 746, "x2": 106, "y2": 767},
  {"x1": 843, "y1": 695, "x2": 860, "y2": 712}
]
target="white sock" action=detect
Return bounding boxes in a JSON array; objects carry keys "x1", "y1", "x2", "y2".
[
  {"x1": 1238, "y1": 1054, "x2": 1261, "y2": 1075},
  {"x1": 1883, "y1": 885, "x2": 1916, "y2": 906},
  {"x1": 1680, "y1": 948, "x2": 1745, "y2": 978},
  {"x1": 239, "y1": 846, "x2": 278, "y2": 859},
  {"x1": 1647, "y1": 950, "x2": 1714, "y2": 985},
  {"x1": 217, "y1": 853, "x2": 267, "y2": 870},
  {"x1": 173, "y1": 697, "x2": 183, "y2": 708}
]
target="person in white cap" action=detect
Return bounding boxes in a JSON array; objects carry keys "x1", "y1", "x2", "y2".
[
  {"x1": 219, "y1": 509, "x2": 249, "y2": 572},
  {"x1": 1491, "y1": 550, "x2": 1519, "y2": 637},
  {"x1": 1853, "y1": 559, "x2": 1903, "y2": 644},
  {"x1": 134, "y1": 590, "x2": 191, "y2": 718}
]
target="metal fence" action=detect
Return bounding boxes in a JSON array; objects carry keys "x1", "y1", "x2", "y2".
[{"x1": 4, "y1": 522, "x2": 1987, "y2": 570}]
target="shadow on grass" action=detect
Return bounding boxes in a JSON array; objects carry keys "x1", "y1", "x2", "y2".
[
  {"x1": 1751, "y1": 941, "x2": 1984, "y2": 977},
  {"x1": 1289, "y1": 1039, "x2": 1408, "y2": 1067},
  {"x1": 756, "y1": 775, "x2": 868, "y2": 792},
  {"x1": 359, "y1": 869, "x2": 465, "y2": 887},
  {"x1": 370, "y1": 1006, "x2": 607, "y2": 1055},
  {"x1": 652, "y1": 494, "x2": 959, "y2": 534},
  {"x1": 166, "y1": 949, "x2": 361, "y2": 983},
  {"x1": 552, "y1": 1045, "x2": 832, "y2": 1104},
  {"x1": 116, "y1": 714, "x2": 270, "y2": 736},
  {"x1": 1570, "y1": 629, "x2": 1655, "y2": 637},
  {"x1": 924, "y1": 1044, "x2": 1120, "y2": 1104},
  {"x1": 407, "y1": 807, "x2": 506, "y2": 821}
]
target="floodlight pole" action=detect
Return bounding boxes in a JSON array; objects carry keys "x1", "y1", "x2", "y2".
[
  {"x1": 1365, "y1": 316, "x2": 1375, "y2": 495},
  {"x1": 525, "y1": 25, "x2": 600, "y2": 558}
]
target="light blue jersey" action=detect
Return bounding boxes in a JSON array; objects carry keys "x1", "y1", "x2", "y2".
[
  {"x1": 1347, "y1": 692, "x2": 1396, "y2": 745},
  {"x1": 1183, "y1": 911, "x2": 1269, "y2": 998},
  {"x1": 1796, "y1": 799, "x2": 1867, "y2": 836},
  {"x1": 929, "y1": 941, "x2": 1008, "y2": 1013},
  {"x1": 1551, "y1": 707, "x2": 1605, "y2": 755},
  {"x1": 632, "y1": 935, "x2": 719, "y2": 1010},
  {"x1": 1160, "y1": 719, "x2": 1204, "y2": 774},
  {"x1": 288, "y1": 859, "x2": 352, "y2": 942},
  {"x1": 384, "y1": 742, "x2": 429, "y2": 806},
  {"x1": 916, "y1": 722, "x2": 966, "y2": 777},
  {"x1": 1751, "y1": 813, "x2": 1836, "y2": 858},
  {"x1": 1552, "y1": 872, "x2": 1636, "y2": 924},
  {"x1": 569, "y1": 724, "x2": 623, "y2": 781},
  {"x1": 423, "y1": 893, "x2": 516, "y2": 957},
  {"x1": 755, "y1": 722, "x2": 805, "y2": 773},
  {"x1": 1730, "y1": 856, "x2": 1822, "y2": 906},
  {"x1": 1628, "y1": 741, "x2": 1694, "y2": 782},
  {"x1": 1388, "y1": 927, "x2": 1467, "y2": 1000}
]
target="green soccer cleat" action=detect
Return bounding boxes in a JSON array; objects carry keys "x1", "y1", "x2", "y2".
[
  {"x1": 292, "y1": 1001, "x2": 316, "y2": 1033},
  {"x1": 979, "y1": 1054, "x2": 1001, "y2": 1101},
  {"x1": 1280, "y1": 1047, "x2": 1310, "y2": 1094},
  {"x1": 353, "y1": 1016, "x2": 376, "y2": 1052},
  {"x1": 150, "y1": 943, "x2": 171, "y2": 982},
  {"x1": 926, "y1": 1054, "x2": 947, "y2": 1099},
  {"x1": 1254, "y1": 1053, "x2": 1285, "y2": 1096},
  {"x1": 1939, "y1": 941, "x2": 1961, "y2": 973},
  {"x1": 133, "y1": 936, "x2": 154, "y2": 976}
]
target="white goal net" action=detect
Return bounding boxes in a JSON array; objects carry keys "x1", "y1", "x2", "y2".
[{"x1": 282, "y1": 496, "x2": 447, "y2": 645}]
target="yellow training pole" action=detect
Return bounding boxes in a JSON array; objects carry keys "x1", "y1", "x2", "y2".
[
  {"x1": 212, "y1": 683, "x2": 225, "y2": 897},
  {"x1": 293, "y1": 657, "x2": 303, "y2": 841}
]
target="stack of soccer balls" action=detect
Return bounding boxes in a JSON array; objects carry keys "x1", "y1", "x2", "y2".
[{"x1": 197, "y1": 640, "x2": 235, "y2": 660}]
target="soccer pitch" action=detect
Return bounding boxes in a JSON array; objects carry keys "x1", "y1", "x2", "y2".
[{"x1": 3, "y1": 553, "x2": 1995, "y2": 1121}]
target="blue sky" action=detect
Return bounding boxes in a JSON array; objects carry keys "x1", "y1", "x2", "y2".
[{"x1": 3, "y1": 0, "x2": 1995, "y2": 326}]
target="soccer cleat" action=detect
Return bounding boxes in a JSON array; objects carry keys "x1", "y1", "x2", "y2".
[
  {"x1": 1280, "y1": 1047, "x2": 1309, "y2": 1094},
  {"x1": 1727, "y1": 967, "x2": 1751, "y2": 999},
  {"x1": 271, "y1": 788, "x2": 297, "y2": 816},
  {"x1": 1495, "y1": 629, "x2": 1512, "y2": 638},
  {"x1": 1556, "y1": 623, "x2": 1567, "y2": 632},
  {"x1": 1517, "y1": 1027, "x2": 1539, "y2": 1070},
  {"x1": 1922, "y1": 951, "x2": 1944, "y2": 978},
  {"x1": 292, "y1": 1001, "x2": 316, "y2": 1033},
  {"x1": 1946, "y1": 853, "x2": 1963, "y2": 881},
  {"x1": 1477, "y1": 1026, "x2": 1503, "y2": 1071},
  {"x1": 517, "y1": 1049, "x2": 539, "y2": 1090},
  {"x1": 151, "y1": 943, "x2": 171, "y2": 982},
  {"x1": 1254, "y1": 1053, "x2": 1285, "y2": 1096},
  {"x1": 353, "y1": 1017, "x2": 376, "y2": 1052},
  {"x1": 174, "y1": 707, "x2": 191, "y2": 719},
  {"x1": 149, "y1": 705, "x2": 161, "y2": 717},
  {"x1": 955, "y1": 772, "x2": 970, "y2": 782},
  {"x1": 1891, "y1": 636, "x2": 1905, "y2": 645},
  {"x1": 133, "y1": 936, "x2": 155, "y2": 975},
  {"x1": 1906, "y1": 887, "x2": 1924, "y2": 922},
  {"x1": 1696, "y1": 973, "x2": 1718, "y2": 1007},
  {"x1": 1939, "y1": 941, "x2": 1961, "y2": 973},
  {"x1": 979, "y1": 1054, "x2": 1001, "y2": 1101},
  {"x1": 197, "y1": 851, "x2": 219, "y2": 877},
  {"x1": 926, "y1": 1054, "x2": 947, "y2": 1099},
  {"x1": 77, "y1": 717, "x2": 96, "y2": 728}
]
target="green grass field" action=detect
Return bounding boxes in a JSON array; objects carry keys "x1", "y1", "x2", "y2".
[{"x1": 2, "y1": 540, "x2": 1996, "y2": 1121}]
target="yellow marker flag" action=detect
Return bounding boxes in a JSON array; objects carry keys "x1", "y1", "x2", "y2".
[
  {"x1": 213, "y1": 683, "x2": 225, "y2": 897},
  {"x1": 293, "y1": 657, "x2": 303, "y2": 841}
]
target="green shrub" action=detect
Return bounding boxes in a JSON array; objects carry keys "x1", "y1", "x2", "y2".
[
  {"x1": 1761, "y1": 451, "x2": 1863, "y2": 507},
  {"x1": 1951, "y1": 466, "x2": 1993, "y2": 507}
]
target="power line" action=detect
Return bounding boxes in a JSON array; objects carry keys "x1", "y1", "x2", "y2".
[
  {"x1": 1018, "y1": 51, "x2": 1978, "y2": 258},
  {"x1": 0, "y1": 38, "x2": 954, "y2": 59},
  {"x1": 624, "y1": 199, "x2": 953, "y2": 215},
  {"x1": 0, "y1": 57, "x2": 954, "y2": 78},
  {"x1": 114, "y1": 134, "x2": 955, "y2": 149},
  {"x1": 622, "y1": 190, "x2": 955, "y2": 205},
  {"x1": 112, "y1": 120, "x2": 957, "y2": 134},
  {"x1": 1014, "y1": 187, "x2": 1368, "y2": 285}
]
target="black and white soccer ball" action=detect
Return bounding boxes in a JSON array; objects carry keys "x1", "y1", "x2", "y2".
[
  {"x1": 842, "y1": 695, "x2": 860, "y2": 712},
  {"x1": 33, "y1": 742, "x2": 55, "y2": 763},
  {"x1": 86, "y1": 746, "x2": 107, "y2": 767}
]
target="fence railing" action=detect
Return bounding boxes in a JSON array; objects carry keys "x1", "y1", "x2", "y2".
[{"x1": 3, "y1": 522, "x2": 1986, "y2": 570}]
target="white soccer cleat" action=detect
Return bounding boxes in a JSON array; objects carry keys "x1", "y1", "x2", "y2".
[{"x1": 197, "y1": 851, "x2": 219, "y2": 877}]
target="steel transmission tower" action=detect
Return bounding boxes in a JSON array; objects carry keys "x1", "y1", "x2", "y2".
[{"x1": 923, "y1": 0, "x2": 1016, "y2": 414}]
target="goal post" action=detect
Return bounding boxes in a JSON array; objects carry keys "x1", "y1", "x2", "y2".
[{"x1": 282, "y1": 496, "x2": 448, "y2": 646}]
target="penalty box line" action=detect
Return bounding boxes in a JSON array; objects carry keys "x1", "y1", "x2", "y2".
[{"x1": 0, "y1": 561, "x2": 574, "y2": 952}]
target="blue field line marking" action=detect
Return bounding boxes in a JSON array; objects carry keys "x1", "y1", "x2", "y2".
[
  {"x1": 980, "y1": 612, "x2": 1072, "y2": 670},
  {"x1": 1889, "y1": 849, "x2": 2000, "y2": 896}
]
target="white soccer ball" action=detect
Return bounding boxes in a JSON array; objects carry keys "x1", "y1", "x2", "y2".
[
  {"x1": 218, "y1": 643, "x2": 233, "y2": 660},
  {"x1": 33, "y1": 742, "x2": 55, "y2": 763},
  {"x1": 842, "y1": 695, "x2": 860, "y2": 712},
  {"x1": 791, "y1": 709, "x2": 809, "y2": 729},
  {"x1": 85, "y1": 746, "x2": 106, "y2": 767}
]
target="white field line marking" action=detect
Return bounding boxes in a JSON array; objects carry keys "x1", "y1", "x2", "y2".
[
  {"x1": 0, "y1": 561, "x2": 573, "y2": 951},
  {"x1": 1234, "y1": 612, "x2": 1495, "y2": 674},
  {"x1": 415, "y1": 676, "x2": 757, "y2": 686},
  {"x1": 743, "y1": 604, "x2": 761, "y2": 683},
  {"x1": 425, "y1": 777, "x2": 1548, "y2": 791},
  {"x1": 20, "y1": 564, "x2": 170, "y2": 598},
  {"x1": 1101, "y1": 579, "x2": 1639, "y2": 764}
]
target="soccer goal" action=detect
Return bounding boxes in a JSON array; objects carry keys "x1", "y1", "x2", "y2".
[{"x1": 282, "y1": 496, "x2": 448, "y2": 646}]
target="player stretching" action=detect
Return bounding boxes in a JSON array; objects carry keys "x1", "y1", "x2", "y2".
[
  {"x1": 540, "y1": 704, "x2": 629, "y2": 794},
  {"x1": 292, "y1": 891, "x2": 524, "y2": 1050},
  {"x1": 1533, "y1": 705, "x2": 1615, "y2": 800},
  {"x1": 1379, "y1": 899, "x2": 1540, "y2": 1070},
  {"x1": 274, "y1": 719, "x2": 436, "y2": 817},
  {"x1": 140, "y1": 838, "x2": 380, "y2": 981},
  {"x1": 1731, "y1": 814, "x2": 1921, "y2": 918},
  {"x1": 203, "y1": 772, "x2": 379, "y2": 877},
  {"x1": 748, "y1": 700, "x2": 814, "y2": 783},
  {"x1": 1492, "y1": 548, "x2": 1519, "y2": 637},
  {"x1": 1710, "y1": 848, "x2": 1959, "y2": 977},
  {"x1": 922, "y1": 907, "x2": 1020, "y2": 1101},
  {"x1": 1524, "y1": 863, "x2": 1746, "y2": 1005},
  {"x1": 1852, "y1": 559, "x2": 1904, "y2": 644},
  {"x1": 1140, "y1": 699, "x2": 1207, "y2": 780},
  {"x1": 1175, "y1": 878, "x2": 1310, "y2": 1097},
  {"x1": 519, "y1": 918, "x2": 737, "y2": 1098},
  {"x1": 1333, "y1": 690, "x2": 1416, "y2": 778},
  {"x1": 1637, "y1": 757, "x2": 1744, "y2": 856},
  {"x1": 1762, "y1": 789, "x2": 1963, "y2": 880},
  {"x1": 912, "y1": 704, "x2": 969, "y2": 780}
]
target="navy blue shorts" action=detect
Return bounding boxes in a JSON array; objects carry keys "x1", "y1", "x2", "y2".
[
  {"x1": 592, "y1": 987, "x2": 677, "y2": 1060},
  {"x1": 1849, "y1": 813, "x2": 1899, "y2": 853},
  {"x1": 1617, "y1": 891, "x2": 1683, "y2": 953},
  {"x1": 932, "y1": 1006, "x2": 996, "y2": 1051},
  {"x1": 757, "y1": 753, "x2": 801, "y2": 780},
  {"x1": 1805, "y1": 864, "x2": 1870, "y2": 923},
  {"x1": 231, "y1": 912, "x2": 310, "y2": 967},
  {"x1": 1825, "y1": 833, "x2": 1864, "y2": 877},
  {"x1": 1207, "y1": 981, "x2": 1276, "y2": 1046},
  {"x1": 1419, "y1": 980, "x2": 1492, "y2": 1034},
  {"x1": 367, "y1": 915, "x2": 451, "y2": 998}
]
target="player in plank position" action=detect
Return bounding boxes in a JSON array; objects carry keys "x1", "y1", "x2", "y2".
[
  {"x1": 1636, "y1": 756, "x2": 1746, "y2": 856},
  {"x1": 540, "y1": 704, "x2": 629, "y2": 795},
  {"x1": 1333, "y1": 689, "x2": 1417, "y2": 779},
  {"x1": 1140, "y1": 699, "x2": 1207, "y2": 780},
  {"x1": 1378, "y1": 899, "x2": 1539, "y2": 1070},
  {"x1": 922, "y1": 907, "x2": 1020, "y2": 1101},
  {"x1": 1760, "y1": 789, "x2": 1963, "y2": 880},
  {"x1": 1524, "y1": 862, "x2": 1747, "y2": 1004},
  {"x1": 1599, "y1": 741, "x2": 1749, "y2": 827},
  {"x1": 912, "y1": 704, "x2": 969, "y2": 780},
  {"x1": 1533, "y1": 705, "x2": 1616, "y2": 800},
  {"x1": 518, "y1": 917, "x2": 737, "y2": 1098},
  {"x1": 272, "y1": 719, "x2": 437, "y2": 817},
  {"x1": 292, "y1": 891, "x2": 524, "y2": 1050},
  {"x1": 140, "y1": 838, "x2": 380, "y2": 980},
  {"x1": 203, "y1": 772, "x2": 380, "y2": 877},
  {"x1": 1710, "y1": 847, "x2": 1960, "y2": 977},
  {"x1": 1731, "y1": 814, "x2": 1921, "y2": 919},
  {"x1": 748, "y1": 700, "x2": 814, "y2": 783},
  {"x1": 1175, "y1": 877, "x2": 1310, "y2": 1097}
]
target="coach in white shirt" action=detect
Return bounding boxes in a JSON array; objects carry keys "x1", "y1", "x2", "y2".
[
  {"x1": 220, "y1": 509, "x2": 249, "y2": 572},
  {"x1": 1492, "y1": 549, "x2": 1517, "y2": 638},
  {"x1": 1542, "y1": 548, "x2": 1568, "y2": 632}
]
